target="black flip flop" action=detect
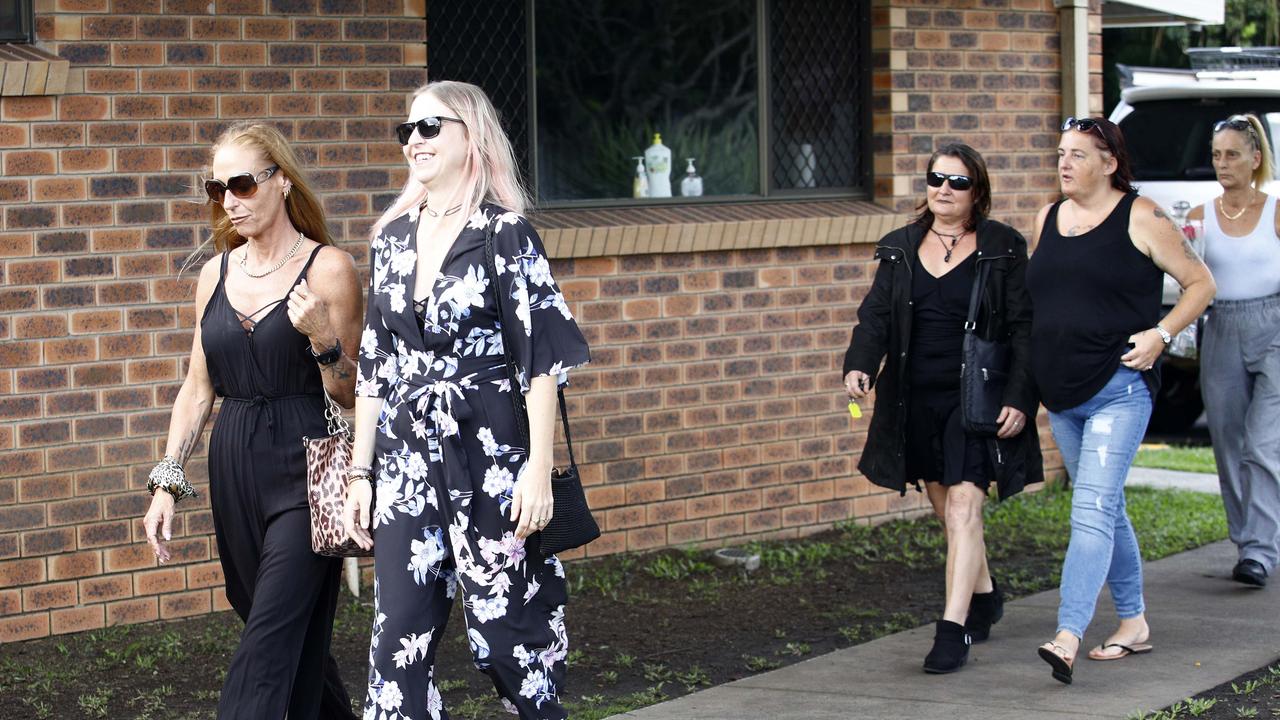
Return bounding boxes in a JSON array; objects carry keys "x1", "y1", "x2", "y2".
[
  {"x1": 1088, "y1": 642, "x2": 1153, "y2": 661},
  {"x1": 1038, "y1": 643, "x2": 1074, "y2": 685}
]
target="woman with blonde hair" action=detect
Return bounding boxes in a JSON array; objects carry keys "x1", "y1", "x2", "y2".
[
  {"x1": 344, "y1": 81, "x2": 589, "y2": 719},
  {"x1": 141, "y1": 121, "x2": 363, "y2": 719},
  {"x1": 1188, "y1": 114, "x2": 1280, "y2": 587}
]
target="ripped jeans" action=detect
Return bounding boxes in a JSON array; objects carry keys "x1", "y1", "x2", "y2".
[{"x1": 1048, "y1": 366, "x2": 1152, "y2": 640}]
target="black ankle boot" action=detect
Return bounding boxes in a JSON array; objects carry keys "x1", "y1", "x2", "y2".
[
  {"x1": 923, "y1": 620, "x2": 971, "y2": 674},
  {"x1": 965, "y1": 577, "x2": 1004, "y2": 642}
]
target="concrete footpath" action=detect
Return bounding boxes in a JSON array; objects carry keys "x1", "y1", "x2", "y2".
[{"x1": 612, "y1": 473, "x2": 1279, "y2": 719}]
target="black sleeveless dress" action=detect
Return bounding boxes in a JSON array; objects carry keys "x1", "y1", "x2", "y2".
[
  {"x1": 903, "y1": 251, "x2": 992, "y2": 488},
  {"x1": 201, "y1": 245, "x2": 356, "y2": 720}
]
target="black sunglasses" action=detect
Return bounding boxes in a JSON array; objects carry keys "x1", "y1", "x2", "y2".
[
  {"x1": 926, "y1": 171, "x2": 973, "y2": 191},
  {"x1": 1213, "y1": 117, "x2": 1254, "y2": 135},
  {"x1": 1062, "y1": 116, "x2": 1116, "y2": 153},
  {"x1": 395, "y1": 116, "x2": 465, "y2": 145},
  {"x1": 205, "y1": 165, "x2": 279, "y2": 204}
]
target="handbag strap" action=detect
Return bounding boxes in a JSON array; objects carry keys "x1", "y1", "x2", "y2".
[
  {"x1": 963, "y1": 259, "x2": 992, "y2": 334},
  {"x1": 482, "y1": 221, "x2": 578, "y2": 469},
  {"x1": 322, "y1": 388, "x2": 351, "y2": 438}
]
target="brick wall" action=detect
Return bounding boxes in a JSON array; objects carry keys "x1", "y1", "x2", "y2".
[
  {"x1": 870, "y1": 0, "x2": 1104, "y2": 235},
  {"x1": 0, "y1": 0, "x2": 425, "y2": 641},
  {"x1": 0, "y1": 0, "x2": 1084, "y2": 642}
]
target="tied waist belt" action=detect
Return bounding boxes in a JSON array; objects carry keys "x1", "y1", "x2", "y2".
[{"x1": 222, "y1": 393, "x2": 315, "y2": 439}]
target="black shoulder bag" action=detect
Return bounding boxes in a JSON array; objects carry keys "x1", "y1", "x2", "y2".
[
  {"x1": 960, "y1": 260, "x2": 1011, "y2": 435},
  {"x1": 483, "y1": 225, "x2": 600, "y2": 557}
]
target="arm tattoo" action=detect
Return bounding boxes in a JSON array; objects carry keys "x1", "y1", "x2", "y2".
[
  {"x1": 1181, "y1": 237, "x2": 1200, "y2": 261},
  {"x1": 174, "y1": 426, "x2": 199, "y2": 465},
  {"x1": 1153, "y1": 206, "x2": 1181, "y2": 233},
  {"x1": 322, "y1": 357, "x2": 354, "y2": 381}
]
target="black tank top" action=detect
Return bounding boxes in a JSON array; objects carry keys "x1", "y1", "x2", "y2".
[
  {"x1": 201, "y1": 245, "x2": 326, "y2": 403},
  {"x1": 1026, "y1": 193, "x2": 1162, "y2": 411}
]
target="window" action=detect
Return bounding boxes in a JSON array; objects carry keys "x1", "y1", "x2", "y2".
[
  {"x1": 426, "y1": 0, "x2": 870, "y2": 207},
  {"x1": 0, "y1": 0, "x2": 33, "y2": 44},
  {"x1": 1119, "y1": 98, "x2": 1280, "y2": 181}
]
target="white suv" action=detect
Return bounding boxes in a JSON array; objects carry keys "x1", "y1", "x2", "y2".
[{"x1": 1109, "y1": 50, "x2": 1280, "y2": 432}]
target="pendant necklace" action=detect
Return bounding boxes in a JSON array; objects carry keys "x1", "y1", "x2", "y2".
[
  {"x1": 240, "y1": 231, "x2": 304, "y2": 278},
  {"x1": 1218, "y1": 190, "x2": 1255, "y2": 221},
  {"x1": 931, "y1": 227, "x2": 964, "y2": 262}
]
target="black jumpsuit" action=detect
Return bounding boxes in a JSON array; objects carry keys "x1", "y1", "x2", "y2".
[{"x1": 202, "y1": 246, "x2": 357, "y2": 720}]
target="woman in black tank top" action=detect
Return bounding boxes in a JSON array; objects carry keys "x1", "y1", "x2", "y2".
[
  {"x1": 140, "y1": 123, "x2": 364, "y2": 719},
  {"x1": 1028, "y1": 117, "x2": 1215, "y2": 684}
]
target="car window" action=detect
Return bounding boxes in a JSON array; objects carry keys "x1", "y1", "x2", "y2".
[{"x1": 1119, "y1": 99, "x2": 1280, "y2": 181}]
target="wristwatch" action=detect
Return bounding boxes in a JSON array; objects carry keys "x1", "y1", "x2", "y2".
[
  {"x1": 1154, "y1": 324, "x2": 1171, "y2": 345},
  {"x1": 309, "y1": 338, "x2": 342, "y2": 365}
]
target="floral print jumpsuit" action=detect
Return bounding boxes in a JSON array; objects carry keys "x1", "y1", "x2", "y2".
[{"x1": 356, "y1": 204, "x2": 590, "y2": 720}]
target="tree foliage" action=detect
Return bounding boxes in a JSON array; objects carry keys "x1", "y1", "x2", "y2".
[{"x1": 1104, "y1": 0, "x2": 1280, "y2": 113}]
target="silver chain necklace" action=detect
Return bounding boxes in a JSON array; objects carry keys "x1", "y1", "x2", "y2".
[{"x1": 239, "y1": 231, "x2": 304, "y2": 278}]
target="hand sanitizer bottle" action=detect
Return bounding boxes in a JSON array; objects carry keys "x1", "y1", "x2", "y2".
[
  {"x1": 644, "y1": 133, "x2": 672, "y2": 198},
  {"x1": 680, "y1": 157, "x2": 703, "y2": 197},
  {"x1": 632, "y1": 156, "x2": 649, "y2": 198}
]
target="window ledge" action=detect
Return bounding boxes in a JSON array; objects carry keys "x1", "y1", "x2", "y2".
[
  {"x1": 532, "y1": 199, "x2": 906, "y2": 258},
  {"x1": 0, "y1": 44, "x2": 69, "y2": 96}
]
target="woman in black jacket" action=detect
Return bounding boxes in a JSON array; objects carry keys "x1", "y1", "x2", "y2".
[{"x1": 843, "y1": 143, "x2": 1042, "y2": 673}]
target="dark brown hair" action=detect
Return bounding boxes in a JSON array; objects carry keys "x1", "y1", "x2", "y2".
[{"x1": 912, "y1": 143, "x2": 991, "y2": 232}]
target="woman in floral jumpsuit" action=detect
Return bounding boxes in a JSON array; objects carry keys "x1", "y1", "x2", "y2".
[{"x1": 344, "y1": 81, "x2": 589, "y2": 720}]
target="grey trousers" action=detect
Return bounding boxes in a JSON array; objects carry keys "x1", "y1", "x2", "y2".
[{"x1": 1201, "y1": 291, "x2": 1280, "y2": 573}]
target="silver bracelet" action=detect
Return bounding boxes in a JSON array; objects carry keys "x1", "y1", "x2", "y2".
[{"x1": 147, "y1": 456, "x2": 197, "y2": 503}]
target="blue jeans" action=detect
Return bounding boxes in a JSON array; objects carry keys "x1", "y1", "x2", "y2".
[{"x1": 1048, "y1": 366, "x2": 1152, "y2": 639}]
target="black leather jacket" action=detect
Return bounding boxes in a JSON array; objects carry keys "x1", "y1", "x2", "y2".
[{"x1": 843, "y1": 218, "x2": 1043, "y2": 499}]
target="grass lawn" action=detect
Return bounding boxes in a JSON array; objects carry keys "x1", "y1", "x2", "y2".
[
  {"x1": 1134, "y1": 444, "x2": 1218, "y2": 475},
  {"x1": 0, "y1": 483, "x2": 1227, "y2": 720}
]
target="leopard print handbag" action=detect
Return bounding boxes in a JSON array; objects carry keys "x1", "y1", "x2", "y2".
[{"x1": 303, "y1": 392, "x2": 373, "y2": 558}]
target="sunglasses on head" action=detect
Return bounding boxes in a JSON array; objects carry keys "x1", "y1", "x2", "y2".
[
  {"x1": 1062, "y1": 116, "x2": 1116, "y2": 153},
  {"x1": 204, "y1": 165, "x2": 279, "y2": 204},
  {"x1": 926, "y1": 171, "x2": 973, "y2": 191},
  {"x1": 395, "y1": 116, "x2": 465, "y2": 145},
  {"x1": 1214, "y1": 117, "x2": 1254, "y2": 135}
]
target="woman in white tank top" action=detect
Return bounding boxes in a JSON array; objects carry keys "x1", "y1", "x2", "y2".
[{"x1": 1189, "y1": 114, "x2": 1280, "y2": 588}]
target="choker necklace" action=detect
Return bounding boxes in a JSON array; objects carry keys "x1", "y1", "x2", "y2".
[
  {"x1": 240, "y1": 231, "x2": 304, "y2": 278},
  {"x1": 931, "y1": 227, "x2": 965, "y2": 262},
  {"x1": 1218, "y1": 190, "x2": 1255, "y2": 221},
  {"x1": 423, "y1": 201, "x2": 463, "y2": 218}
]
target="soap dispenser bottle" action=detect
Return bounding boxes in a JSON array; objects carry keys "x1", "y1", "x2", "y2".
[
  {"x1": 644, "y1": 133, "x2": 672, "y2": 198},
  {"x1": 680, "y1": 157, "x2": 703, "y2": 197},
  {"x1": 631, "y1": 156, "x2": 649, "y2": 198}
]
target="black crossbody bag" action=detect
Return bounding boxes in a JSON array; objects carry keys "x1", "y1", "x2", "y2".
[
  {"x1": 960, "y1": 260, "x2": 1010, "y2": 435},
  {"x1": 483, "y1": 225, "x2": 600, "y2": 557}
]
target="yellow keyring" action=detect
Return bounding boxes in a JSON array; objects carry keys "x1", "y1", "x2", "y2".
[{"x1": 847, "y1": 401, "x2": 862, "y2": 419}]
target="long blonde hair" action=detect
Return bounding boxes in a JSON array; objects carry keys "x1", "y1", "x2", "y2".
[
  {"x1": 1216, "y1": 114, "x2": 1275, "y2": 189},
  {"x1": 208, "y1": 122, "x2": 332, "y2": 253},
  {"x1": 370, "y1": 81, "x2": 530, "y2": 237}
]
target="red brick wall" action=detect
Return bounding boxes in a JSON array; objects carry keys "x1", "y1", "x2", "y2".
[
  {"x1": 553, "y1": 243, "x2": 917, "y2": 557},
  {"x1": 870, "y1": 0, "x2": 1104, "y2": 235},
  {"x1": 0, "y1": 0, "x2": 1082, "y2": 641},
  {"x1": 0, "y1": 0, "x2": 425, "y2": 641}
]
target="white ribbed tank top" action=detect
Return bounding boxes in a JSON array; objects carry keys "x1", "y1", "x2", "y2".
[{"x1": 1204, "y1": 192, "x2": 1280, "y2": 301}]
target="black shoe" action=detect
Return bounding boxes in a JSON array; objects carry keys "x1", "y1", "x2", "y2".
[
  {"x1": 923, "y1": 620, "x2": 971, "y2": 674},
  {"x1": 965, "y1": 577, "x2": 1004, "y2": 642},
  {"x1": 1232, "y1": 559, "x2": 1268, "y2": 587}
]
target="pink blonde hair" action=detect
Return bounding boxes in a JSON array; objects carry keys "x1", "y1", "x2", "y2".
[{"x1": 371, "y1": 81, "x2": 530, "y2": 237}]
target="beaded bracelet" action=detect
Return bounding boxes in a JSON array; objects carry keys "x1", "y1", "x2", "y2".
[{"x1": 147, "y1": 456, "x2": 197, "y2": 503}]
